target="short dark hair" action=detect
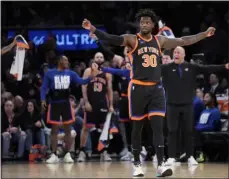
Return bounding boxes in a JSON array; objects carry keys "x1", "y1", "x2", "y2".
[
  {"x1": 163, "y1": 49, "x2": 173, "y2": 58},
  {"x1": 206, "y1": 92, "x2": 218, "y2": 107},
  {"x1": 135, "y1": 9, "x2": 158, "y2": 23},
  {"x1": 69, "y1": 95, "x2": 76, "y2": 102}
]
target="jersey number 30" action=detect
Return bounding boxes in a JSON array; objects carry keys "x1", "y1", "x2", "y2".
[
  {"x1": 93, "y1": 82, "x2": 102, "y2": 92},
  {"x1": 142, "y1": 54, "x2": 157, "y2": 67}
]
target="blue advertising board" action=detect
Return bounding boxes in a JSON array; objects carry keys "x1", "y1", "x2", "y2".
[{"x1": 8, "y1": 28, "x2": 106, "y2": 51}]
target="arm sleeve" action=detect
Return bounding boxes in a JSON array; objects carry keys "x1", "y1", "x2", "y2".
[
  {"x1": 193, "y1": 63, "x2": 226, "y2": 74},
  {"x1": 94, "y1": 29, "x2": 124, "y2": 46},
  {"x1": 102, "y1": 67, "x2": 130, "y2": 78},
  {"x1": 71, "y1": 71, "x2": 92, "y2": 85},
  {"x1": 96, "y1": 40, "x2": 115, "y2": 60}
]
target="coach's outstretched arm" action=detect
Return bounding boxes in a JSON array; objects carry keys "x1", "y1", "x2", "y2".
[
  {"x1": 82, "y1": 19, "x2": 136, "y2": 48},
  {"x1": 157, "y1": 27, "x2": 216, "y2": 49},
  {"x1": 193, "y1": 63, "x2": 229, "y2": 73}
]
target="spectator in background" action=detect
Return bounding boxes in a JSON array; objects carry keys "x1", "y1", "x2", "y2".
[
  {"x1": 13, "y1": 95, "x2": 24, "y2": 115},
  {"x1": 162, "y1": 50, "x2": 173, "y2": 64},
  {"x1": 219, "y1": 78, "x2": 228, "y2": 92},
  {"x1": 27, "y1": 41, "x2": 39, "y2": 70},
  {"x1": 195, "y1": 92, "x2": 221, "y2": 162},
  {"x1": 17, "y1": 100, "x2": 45, "y2": 153},
  {"x1": 207, "y1": 73, "x2": 224, "y2": 95},
  {"x1": 2, "y1": 92, "x2": 14, "y2": 106},
  {"x1": 196, "y1": 92, "x2": 221, "y2": 132},
  {"x1": 194, "y1": 88, "x2": 205, "y2": 123},
  {"x1": 196, "y1": 88, "x2": 204, "y2": 100},
  {"x1": 2, "y1": 100, "x2": 26, "y2": 159},
  {"x1": 196, "y1": 74, "x2": 206, "y2": 91}
]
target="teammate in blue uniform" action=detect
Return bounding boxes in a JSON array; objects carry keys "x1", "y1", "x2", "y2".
[{"x1": 40, "y1": 55, "x2": 96, "y2": 163}]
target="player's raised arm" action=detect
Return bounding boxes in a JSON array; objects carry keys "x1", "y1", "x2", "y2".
[
  {"x1": 82, "y1": 19, "x2": 136, "y2": 48},
  {"x1": 157, "y1": 27, "x2": 216, "y2": 49},
  {"x1": 1, "y1": 38, "x2": 17, "y2": 55},
  {"x1": 89, "y1": 33, "x2": 125, "y2": 67}
]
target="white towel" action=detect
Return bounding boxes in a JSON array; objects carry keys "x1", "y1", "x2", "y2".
[
  {"x1": 97, "y1": 112, "x2": 113, "y2": 151},
  {"x1": 157, "y1": 20, "x2": 175, "y2": 38},
  {"x1": 10, "y1": 35, "x2": 29, "y2": 81}
]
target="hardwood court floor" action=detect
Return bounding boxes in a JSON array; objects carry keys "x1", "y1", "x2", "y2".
[{"x1": 2, "y1": 161, "x2": 228, "y2": 178}]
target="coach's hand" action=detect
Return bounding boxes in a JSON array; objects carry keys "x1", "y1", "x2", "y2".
[
  {"x1": 41, "y1": 101, "x2": 47, "y2": 112},
  {"x1": 225, "y1": 63, "x2": 229, "y2": 69},
  {"x1": 85, "y1": 101, "x2": 92, "y2": 112}
]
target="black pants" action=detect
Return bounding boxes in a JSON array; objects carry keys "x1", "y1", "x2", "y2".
[{"x1": 167, "y1": 104, "x2": 194, "y2": 158}]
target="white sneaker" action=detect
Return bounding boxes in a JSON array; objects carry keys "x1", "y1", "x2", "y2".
[
  {"x1": 77, "y1": 151, "x2": 86, "y2": 162},
  {"x1": 188, "y1": 156, "x2": 198, "y2": 166},
  {"x1": 133, "y1": 163, "x2": 144, "y2": 177},
  {"x1": 119, "y1": 147, "x2": 128, "y2": 157},
  {"x1": 100, "y1": 151, "x2": 112, "y2": 161},
  {"x1": 46, "y1": 153, "x2": 59, "y2": 164},
  {"x1": 165, "y1": 158, "x2": 176, "y2": 166},
  {"x1": 120, "y1": 151, "x2": 132, "y2": 161},
  {"x1": 63, "y1": 152, "x2": 74, "y2": 163},
  {"x1": 157, "y1": 162, "x2": 173, "y2": 177}
]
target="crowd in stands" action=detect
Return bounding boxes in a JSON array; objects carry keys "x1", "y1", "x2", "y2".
[{"x1": 1, "y1": 1, "x2": 228, "y2": 162}]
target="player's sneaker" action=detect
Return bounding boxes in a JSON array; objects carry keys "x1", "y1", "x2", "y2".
[
  {"x1": 63, "y1": 152, "x2": 74, "y2": 163},
  {"x1": 156, "y1": 162, "x2": 173, "y2": 177},
  {"x1": 100, "y1": 151, "x2": 112, "y2": 161},
  {"x1": 188, "y1": 156, "x2": 198, "y2": 166},
  {"x1": 120, "y1": 151, "x2": 132, "y2": 161},
  {"x1": 133, "y1": 162, "x2": 144, "y2": 177},
  {"x1": 164, "y1": 158, "x2": 176, "y2": 166},
  {"x1": 77, "y1": 151, "x2": 86, "y2": 162},
  {"x1": 46, "y1": 153, "x2": 59, "y2": 164}
]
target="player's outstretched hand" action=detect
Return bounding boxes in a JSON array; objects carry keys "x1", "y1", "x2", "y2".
[
  {"x1": 204, "y1": 27, "x2": 216, "y2": 37},
  {"x1": 82, "y1": 19, "x2": 92, "y2": 30}
]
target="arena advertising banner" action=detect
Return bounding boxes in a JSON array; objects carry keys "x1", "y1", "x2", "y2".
[{"x1": 7, "y1": 28, "x2": 106, "y2": 51}]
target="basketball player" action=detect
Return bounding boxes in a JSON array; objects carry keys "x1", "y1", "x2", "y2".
[
  {"x1": 40, "y1": 55, "x2": 97, "y2": 163},
  {"x1": 90, "y1": 32, "x2": 134, "y2": 160},
  {"x1": 77, "y1": 52, "x2": 114, "y2": 162},
  {"x1": 82, "y1": 9, "x2": 215, "y2": 177}
]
